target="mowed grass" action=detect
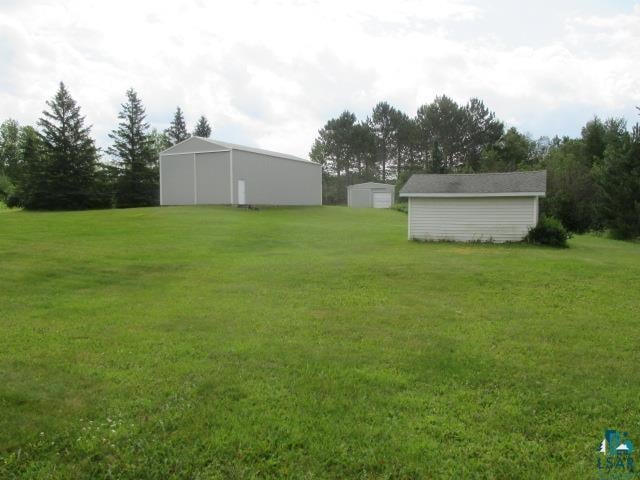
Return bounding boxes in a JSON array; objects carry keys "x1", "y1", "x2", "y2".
[{"x1": 0, "y1": 206, "x2": 639, "y2": 479}]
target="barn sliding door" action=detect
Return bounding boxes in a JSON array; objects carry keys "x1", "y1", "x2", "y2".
[{"x1": 160, "y1": 154, "x2": 194, "y2": 205}]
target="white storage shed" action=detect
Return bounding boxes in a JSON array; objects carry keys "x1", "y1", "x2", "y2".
[{"x1": 400, "y1": 171, "x2": 547, "y2": 243}]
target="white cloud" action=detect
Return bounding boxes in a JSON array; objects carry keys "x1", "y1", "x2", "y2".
[{"x1": 0, "y1": 0, "x2": 638, "y2": 159}]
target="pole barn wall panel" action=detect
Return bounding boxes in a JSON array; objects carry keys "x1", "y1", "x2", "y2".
[
  {"x1": 231, "y1": 150, "x2": 322, "y2": 205},
  {"x1": 195, "y1": 152, "x2": 231, "y2": 204},
  {"x1": 160, "y1": 153, "x2": 195, "y2": 205},
  {"x1": 408, "y1": 196, "x2": 537, "y2": 243}
]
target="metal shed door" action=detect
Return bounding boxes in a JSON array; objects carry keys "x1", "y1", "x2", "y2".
[
  {"x1": 372, "y1": 192, "x2": 392, "y2": 208},
  {"x1": 237, "y1": 180, "x2": 246, "y2": 205}
]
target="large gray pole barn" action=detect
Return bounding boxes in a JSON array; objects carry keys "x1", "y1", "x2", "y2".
[{"x1": 159, "y1": 137, "x2": 322, "y2": 206}]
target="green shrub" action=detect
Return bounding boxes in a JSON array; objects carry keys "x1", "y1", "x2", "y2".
[
  {"x1": 391, "y1": 202, "x2": 408, "y2": 214},
  {"x1": 526, "y1": 215, "x2": 571, "y2": 247},
  {"x1": 0, "y1": 174, "x2": 13, "y2": 200},
  {"x1": 0, "y1": 175, "x2": 21, "y2": 207},
  {"x1": 5, "y1": 192, "x2": 21, "y2": 208}
]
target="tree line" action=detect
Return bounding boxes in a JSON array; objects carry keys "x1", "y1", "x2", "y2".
[
  {"x1": 1, "y1": 84, "x2": 638, "y2": 239},
  {"x1": 311, "y1": 98, "x2": 640, "y2": 239},
  {"x1": 0, "y1": 82, "x2": 212, "y2": 210}
]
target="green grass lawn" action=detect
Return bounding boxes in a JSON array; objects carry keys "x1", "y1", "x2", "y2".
[{"x1": 1, "y1": 206, "x2": 639, "y2": 479}]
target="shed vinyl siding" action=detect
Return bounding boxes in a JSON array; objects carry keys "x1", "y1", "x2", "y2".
[{"x1": 408, "y1": 196, "x2": 537, "y2": 243}]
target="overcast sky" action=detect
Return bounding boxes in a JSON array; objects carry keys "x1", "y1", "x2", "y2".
[{"x1": 1, "y1": 0, "x2": 639, "y2": 158}]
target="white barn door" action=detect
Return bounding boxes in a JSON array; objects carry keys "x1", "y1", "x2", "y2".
[
  {"x1": 237, "y1": 180, "x2": 246, "y2": 205},
  {"x1": 372, "y1": 192, "x2": 392, "y2": 208}
]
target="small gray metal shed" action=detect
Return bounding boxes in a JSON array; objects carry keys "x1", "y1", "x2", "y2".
[
  {"x1": 347, "y1": 182, "x2": 395, "y2": 208},
  {"x1": 159, "y1": 137, "x2": 322, "y2": 206}
]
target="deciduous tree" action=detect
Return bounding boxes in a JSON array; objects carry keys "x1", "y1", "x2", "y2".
[
  {"x1": 596, "y1": 123, "x2": 640, "y2": 239},
  {"x1": 0, "y1": 119, "x2": 21, "y2": 182},
  {"x1": 16, "y1": 126, "x2": 47, "y2": 209},
  {"x1": 481, "y1": 127, "x2": 535, "y2": 172}
]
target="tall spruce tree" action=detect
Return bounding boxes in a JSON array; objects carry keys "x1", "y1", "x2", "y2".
[
  {"x1": 37, "y1": 82, "x2": 98, "y2": 210},
  {"x1": 193, "y1": 116, "x2": 212, "y2": 138},
  {"x1": 165, "y1": 107, "x2": 189, "y2": 145},
  {"x1": 107, "y1": 89, "x2": 158, "y2": 207}
]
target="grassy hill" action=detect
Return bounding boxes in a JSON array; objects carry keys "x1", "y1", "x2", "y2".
[{"x1": 1, "y1": 206, "x2": 639, "y2": 478}]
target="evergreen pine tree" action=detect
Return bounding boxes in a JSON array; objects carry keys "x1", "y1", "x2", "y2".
[
  {"x1": 165, "y1": 107, "x2": 190, "y2": 145},
  {"x1": 107, "y1": 89, "x2": 158, "y2": 207},
  {"x1": 37, "y1": 82, "x2": 99, "y2": 210},
  {"x1": 193, "y1": 115, "x2": 212, "y2": 138},
  {"x1": 368, "y1": 102, "x2": 396, "y2": 181}
]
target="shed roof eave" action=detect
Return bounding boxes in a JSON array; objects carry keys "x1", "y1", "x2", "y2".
[{"x1": 348, "y1": 182, "x2": 395, "y2": 189}]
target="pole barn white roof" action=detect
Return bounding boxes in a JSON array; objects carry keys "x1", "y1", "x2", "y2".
[{"x1": 161, "y1": 137, "x2": 310, "y2": 163}]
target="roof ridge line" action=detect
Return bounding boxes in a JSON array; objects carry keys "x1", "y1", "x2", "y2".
[{"x1": 164, "y1": 136, "x2": 312, "y2": 163}]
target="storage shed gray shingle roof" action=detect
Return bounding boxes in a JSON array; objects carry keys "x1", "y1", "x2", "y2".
[{"x1": 400, "y1": 171, "x2": 546, "y2": 195}]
